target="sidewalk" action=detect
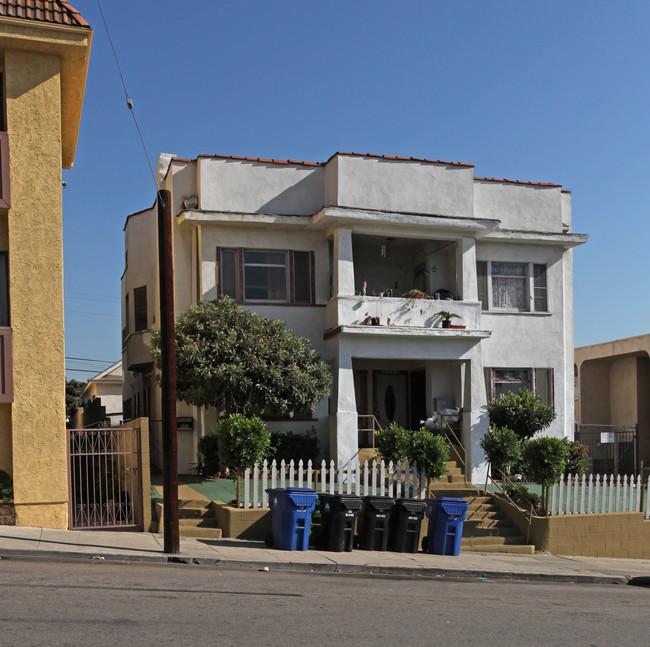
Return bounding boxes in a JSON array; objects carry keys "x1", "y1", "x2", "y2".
[{"x1": 1, "y1": 525, "x2": 649, "y2": 585}]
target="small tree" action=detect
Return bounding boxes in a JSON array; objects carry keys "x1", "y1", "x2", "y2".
[
  {"x1": 65, "y1": 379, "x2": 86, "y2": 419},
  {"x1": 217, "y1": 414, "x2": 271, "y2": 507},
  {"x1": 487, "y1": 389, "x2": 556, "y2": 441},
  {"x1": 195, "y1": 434, "x2": 221, "y2": 478},
  {"x1": 523, "y1": 436, "x2": 569, "y2": 513},
  {"x1": 374, "y1": 423, "x2": 410, "y2": 464},
  {"x1": 150, "y1": 298, "x2": 332, "y2": 418},
  {"x1": 408, "y1": 429, "x2": 449, "y2": 492},
  {"x1": 480, "y1": 425, "x2": 522, "y2": 479}
]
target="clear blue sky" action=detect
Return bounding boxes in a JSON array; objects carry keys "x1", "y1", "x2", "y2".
[{"x1": 63, "y1": 0, "x2": 650, "y2": 379}]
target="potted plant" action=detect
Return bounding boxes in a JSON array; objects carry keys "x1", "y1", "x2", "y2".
[
  {"x1": 437, "y1": 310, "x2": 461, "y2": 328},
  {"x1": 402, "y1": 289, "x2": 431, "y2": 312}
]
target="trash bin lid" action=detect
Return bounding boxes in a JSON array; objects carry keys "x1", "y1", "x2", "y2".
[
  {"x1": 432, "y1": 497, "x2": 469, "y2": 517},
  {"x1": 396, "y1": 498, "x2": 426, "y2": 514},
  {"x1": 319, "y1": 493, "x2": 362, "y2": 511},
  {"x1": 363, "y1": 496, "x2": 395, "y2": 513}
]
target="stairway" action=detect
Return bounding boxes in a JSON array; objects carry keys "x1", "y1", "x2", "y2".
[
  {"x1": 460, "y1": 494, "x2": 535, "y2": 554},
  {"x1": 154, "y1": 499, "x2": 223, "y2": 539}
]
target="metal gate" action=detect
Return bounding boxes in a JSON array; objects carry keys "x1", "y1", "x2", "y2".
[
  {"x1": 575, "y1": 424, "x2": 639, "y2": 476},
  {"x1": 67, "y1": 425, "x2": 143, "y2": 530}
]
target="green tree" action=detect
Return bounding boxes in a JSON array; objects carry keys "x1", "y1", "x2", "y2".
[
  {"x1": 523, "y1": 436, "x2": 570, "y2": 513},
  {"x1": 374, "y1": 423, "x2": 410, "y2": 464},
  {"x1": 480, "y1": 425, "x2": 522, "y2": 478},
  {"x1": 562, "y1": 439, "x2": 590, "y2": 477},
  {"x1": 487, "y1": 389, "x2": 556, "y2": 441},
  {"x1": 408, "y1": 429, "x2": 449, "y2": 491},
  {"x1": 65, "y1": 379, "x2": 86, "y2": 418},
  {"x1": 217, "y1": 414, "x2": 271, "y2": 506},
  {"x1": 150, "y1": 298, "x2": 332, "y2": 417}
]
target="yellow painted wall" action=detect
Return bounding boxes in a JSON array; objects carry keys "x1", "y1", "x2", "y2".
[
  {"x1": 5, "y1": 48, "x2": 67, "y2": 528},
  {"x1": 610, "y1": 356, "x2": 637, "y2": 427},
  {"x1": 0, "y1": 216, "x2": 9, "y2": 473}
]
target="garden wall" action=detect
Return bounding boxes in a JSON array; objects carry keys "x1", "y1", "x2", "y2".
[{"x1": 496, "y1": 496, "x2": 650, "y2": 559}]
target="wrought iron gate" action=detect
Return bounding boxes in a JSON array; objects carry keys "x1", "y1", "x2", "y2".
[
  {"x1": 67, "y1": 426, "x2": 143, "y2": 530},
  {"x1": 575, "y1": 424, "x2": 639, "y2": 476}
]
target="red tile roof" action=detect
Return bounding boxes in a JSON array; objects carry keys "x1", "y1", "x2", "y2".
[
  {"x1": 475, "y1": 176, "x2": 561, "y2": 188},
  {"x1": 0, "y1": 1, "x2": 89, "y2": 28},
  {"x1": 334, "y1": 151, "x2": 474, "y2": 168},
  {"x1": 191, "y1": 153, "x2": 561, "y2": 187},
  {"x1": 197, "y1": 153, "x2": 320, "y2": 167}
]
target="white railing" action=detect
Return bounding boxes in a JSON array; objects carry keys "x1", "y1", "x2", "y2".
[
  {"x1": 242, "y1": 459, "x2": 427, "y2": 509},
  {"x1": 549, "y1": 474, "x2": 650, "y2": 518}
]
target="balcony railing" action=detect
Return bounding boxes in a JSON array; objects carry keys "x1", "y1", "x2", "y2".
[
  {"x1": 0, "y1": 326, "x2": 13, "y2": 403},
  {"x1": 326, "y1": 295, "x2": 482, "y2": 330},
  {"x1": 0, "y1": 132, "x2": 10, "y2": 209}
]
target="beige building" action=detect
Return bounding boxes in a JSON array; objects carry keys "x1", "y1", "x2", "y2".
[
  {"x1": 575, "y1": 334, "x2": 649, "y2": 476},
  {"x1": 0, "y1": 1, "x2": 92, "y2": 528}
]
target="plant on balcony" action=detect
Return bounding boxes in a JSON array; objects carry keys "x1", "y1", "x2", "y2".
[
  {"x1": 437, "y1": 310, "x2": 461, "y2": 328},
  {"x1": 402, "y1": 289, "x2": 432, "y2": 312}
]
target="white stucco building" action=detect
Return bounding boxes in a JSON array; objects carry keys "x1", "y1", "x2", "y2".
[{"x1": 121, "y1": 151, "x2": 587, "y2": 482}]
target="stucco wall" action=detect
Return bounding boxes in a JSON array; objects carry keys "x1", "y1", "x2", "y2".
[
  {"x1": 5, "y1": 48, "x2": 68, "y2": 528},
  {"x1": 474, "y1": 181, "x2": 563, "y2": 233},
  {"x1": 334, "y1": 155, "x2": 474, "y2": 218}
]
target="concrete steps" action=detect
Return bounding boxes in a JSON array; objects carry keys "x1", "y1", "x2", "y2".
[
  {"x1": 155, "y1": 498, "x2": 223, "y2": 539},
  {"x1": 460, "y1": 495, "x2": 535, "y2": 554}
]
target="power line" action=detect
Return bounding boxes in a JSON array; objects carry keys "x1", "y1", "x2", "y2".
[
  {"x1": 65, "y1": 356, "x2": 116, "y2": 364},
  {"x1": 66, "y1": 309, "x2": 121, "y2": 318},
  {"x1": 96, "y1": 0, "x2": 157, "y2": 192}
]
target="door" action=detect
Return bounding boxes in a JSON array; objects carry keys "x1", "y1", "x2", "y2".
[{"x1": 373, "y1": 371, "x2": 409, "y2": 430}]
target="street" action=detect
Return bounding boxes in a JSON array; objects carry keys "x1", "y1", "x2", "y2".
[{"x1": 0, "y1": 557, "x2": 646, "y2": 646}]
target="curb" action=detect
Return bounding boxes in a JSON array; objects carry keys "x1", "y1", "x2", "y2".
[{"x1": 0, "y1": 548, "x2": 628, "y2": 585}]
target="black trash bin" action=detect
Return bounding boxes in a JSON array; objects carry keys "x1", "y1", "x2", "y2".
[
  {"x1": 318, "y1": 493, "x2": 362, "y2": 552},
  {"x1": 357, "y1": 496, "x2": 395, "y2": 551},
  {"x1": 389, "y1": 497, "x2": 426, "y2": 553}
]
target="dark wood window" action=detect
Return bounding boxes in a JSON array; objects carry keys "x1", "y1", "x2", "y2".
[
  {"x1": 476, "y1": 261, "x2": 487, "y2": 310},
  {"x1": 133, "y1": 286, "x2": 148, "y2": 332},
  {"x1": 292, "y1": 251, "x2": 312, "y2": 304},
  {"x1": 533, "y1": 264, "x2": 548, "y2": 312},
  {"x1": 220, "y1": 248, "x2": 238, "y2": 299},
  {"x1": 0, "y1": 252, "x2": 8, "y2": 326}
]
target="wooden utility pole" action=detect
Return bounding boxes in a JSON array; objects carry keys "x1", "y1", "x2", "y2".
[{"x1": 157, "y1": 188, "x2": 179, "y2": 554}]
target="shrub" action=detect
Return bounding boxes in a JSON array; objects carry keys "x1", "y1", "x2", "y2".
[
  {"x1": 408, "y1": 429, "x2": 449, "y2": 485},
  {"x1": 504, "y1": 482, "x2": 541, "y2": 508},
  {"x1": 195, "y1": 434, "x2": 221, "y2": 478},
  {"x1": 563, "y1": 439, "x2": 590, "y2": 477},
  {"x1": 0, "y1": 469, "x2": 12, "y2": 503},
  {"x1": 374, "y1": 423, "x2": 410, "y2": 464},
  {"x1": 523, "y1": 436, "x2": 570, "y2": 513},
  {"x1": 217, "y1": 414, "x2": 271, "y2": 506},
  {"x1": 480, "y1": 425, "x2": 522, "y2": 478},
  {"x1": 487, "y1": 389, "x2": 556, "y2": 441},
  {"x1": 268, "y1": 428, "x2": 320, "y2": 464}
]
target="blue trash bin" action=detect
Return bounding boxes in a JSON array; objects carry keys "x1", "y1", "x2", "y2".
[
  {"x1": 266, "y1": 488, "x2": 318, "y2": 551},
  {"x1": 424, "y1": 497, "x2": 469, "y2": 556}
]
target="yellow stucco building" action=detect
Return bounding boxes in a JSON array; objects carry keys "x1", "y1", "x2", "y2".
[{"x1": 0, "y1": 1, "x2": 91, "y2": 528}]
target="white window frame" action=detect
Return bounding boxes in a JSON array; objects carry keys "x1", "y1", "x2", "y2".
[
  {"x1": 243, "y1": 249, "x2": 289, "y2": 303},
  {"x1": 477, "y1": 261, "x2": 548, "y2": 313}
]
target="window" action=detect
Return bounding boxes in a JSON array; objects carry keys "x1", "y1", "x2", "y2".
[
  {"x1": 123, "y1": 292, "x2": 129, "y2": 339},
  {"x1": 244, "y1": 250, "x2": 287, "y2": 301},
  {"x1": 476, "y1": 261, "x2": 548, "y2": 312},
  {"x1": 484, "y1": 367, "x2": 554, "y2": 406},
  {"x1": 0, "y1": 252, "x2": 8, "y2": 326},
  {"x1": 217, "y1": 248, "x2": 314, "y2": 304},
  {"x1": 133, "y1": 286, "x2": 148, "y2": 331}
]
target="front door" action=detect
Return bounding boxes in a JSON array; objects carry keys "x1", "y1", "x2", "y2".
[{"x1": 374, "y1": 371, "x2": 409, "y2": 430}]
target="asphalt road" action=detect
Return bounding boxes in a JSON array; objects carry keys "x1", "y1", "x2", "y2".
[{"x1": 0, "y1": 557, "x2": 647, "y2": 646}]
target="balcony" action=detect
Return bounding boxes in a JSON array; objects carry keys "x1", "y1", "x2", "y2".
[
  {"x1": 123, "y1": 330, "x2": 153, "y2": 373},
  {"x1": 0, "y1": 327, "x2": 13, "y2": 403},
  {"x1": 325, "y1": 295, "x2": 488, "y2": 340}
]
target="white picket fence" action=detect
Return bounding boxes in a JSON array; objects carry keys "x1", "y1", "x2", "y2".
[
  {"x1": 242, "y1": 459, "x2": 427, "y2": 509},
  {"x1": 549, "y1": 474, "x2": 650, "y2": 518}
]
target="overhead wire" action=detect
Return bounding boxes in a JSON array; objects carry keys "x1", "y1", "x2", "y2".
[{"x1": 95, "y1": 0, "x2": 158, "y2": 193}]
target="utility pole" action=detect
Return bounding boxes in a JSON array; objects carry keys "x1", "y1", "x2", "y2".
[{"x1": 157, "y1": 188, "x2": 179, "y2": 554}]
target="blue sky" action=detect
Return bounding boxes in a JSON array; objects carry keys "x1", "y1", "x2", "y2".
[{"x1": 63, "y1": 0, "x2": 650, "y2": 379}]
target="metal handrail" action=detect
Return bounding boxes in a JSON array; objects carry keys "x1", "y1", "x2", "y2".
[
  {"x1": 441, "y1": 416, "x2": 466, "y2": 471},
  {"x1": 357, "y1": 414, "x2": 382, "y2": 449}
]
